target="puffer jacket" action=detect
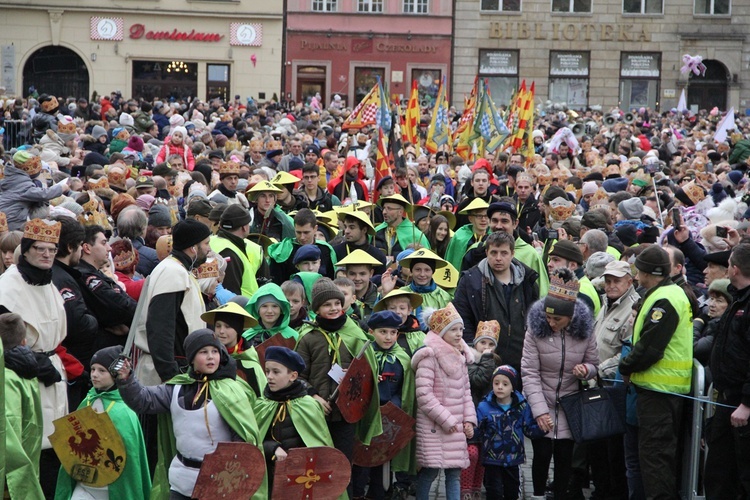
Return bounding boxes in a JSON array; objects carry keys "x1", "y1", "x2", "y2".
[
  {"x1": 521, "y1": 299, "x2": 599, "y2": 440},
  {"x1": 0, "y1": 164, "x2": 64, "y2": 230},
  {"x1": 38, "y1": 129, "x2": 72, "y2": 168},
  {"x1": 412, "y1": 332, "x2": 477, "y2": 469}
]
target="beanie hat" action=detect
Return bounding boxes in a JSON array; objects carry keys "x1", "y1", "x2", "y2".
[
  {"x1": 544, "y1": 268, "x2": 580, "y2": 317},
  {"x1": 208, "y1": 203, "x2": 228, "y2": 223},
  {"x1": 172, "y1": 219, "x2": 212, "y2": 251},
  {"x1": 183, "y1": 328, "x2": 228, "y2": 365},
  {"x1": 548, "y1": 239, "x2": 584, "y2": 266},
  {"x1": 424, "y1": 303, "x2": 463, "y2": 337},
  {"x1": 474, "y1": 320, "x2": 500, "y2": 347},
  {"x1": 311, "y1": 278, "x2": 345, "y2": 313},
  {"x1": 581, "y1": 181, "x2": 598, "y2": 197},
  {"x1": 634, "y1": 245, "x2": 671, "y2": 277},
  {"x1": 148, "y1": 204, "x2": 172, "y2": 228},
  {"x1": 618, "y1": 198, "x2": 644, "y2": 220},
  {"x1": 127, "y1": 135, "x2": 144, "y2": 152},
  {"x1": 602, "y1": 177, "x2": 629, "y2": 193},
  {"x1": 170, "y1": 114, "x2": 185, "y2": 128},
  {"x1": 83, "y1": 151, "x2": 109, "y2": 167},
  {"x1": 119, "y1": 113, "x2": 135, "y2": 127},
  {"x1": 90, "y1": 346, "x2": 122, "y2": 371},
  {"x1": 492, "y1": 365, "x2": 519, "y2": 391},
  {"x1": 135, "y1": 194, "x2": 155, "y2": 212},
  {"x1": 171, "y1": 126, "x2": 188, "y2": 139},
  {"x1": 708, "y1": 278, "x2": 732, "y2": 302},
  {"x1": 212, "y1": 312, "x2": 246, "y2": 336},
  {"x1": 293, "y1": 244, "x2": 321, "y2": 265},
  {"x1": 543, "y1": 186, "x2": 568, "y2": 204},
  {"x1": 265, "y1": 346, "x2": 306, "y2": 373},
  {"x1": 219, "y1": 204, "x2": 251, "y2": 230},
  {"x1": 92, "y1": 125, "x2": 107, "y2": 141},
  {"x1": 727, "y1": 170, "x2": 743, "y2": 186},
  {"x1": 615, "y1": 224, "x2": 638, "y2": 247}
]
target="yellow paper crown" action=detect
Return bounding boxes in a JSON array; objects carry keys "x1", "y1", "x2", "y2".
[
  {"x1": 428, "y1": 302, "x2": 462, "y2": 336},
  {"x1": 23, "y1": 218, "x2": 61, "y2": 244},
  {"x1": 0, "y1": 212, "x2": 7, "y2": 233},
  {"x1": 474, "y1": 320, "x2": 500, "y2": 343},
  {"x1": 57, "y1": 121, "x2": 77, "y2": 135},
  {"x1": 682, "y1": 180, "x2": 706, "y2": 205},
  {"x1": 16, "y1": 155, "x2": 42, "y2": 176},
  {"x1": 113, "y1": 247, "x2": 137, "y2": 271},
  {"x1": 192, "y1": 259, "x2": 220, "y2": 279},
  {"x1": 107, "y1": 169, "x2": 126, "y2": 187},
  {"x1": 548, "y1": 274, "x2": 580, "y2": 302},
  {"x1": 88, "y1": 177, "x2": 110, "y2": 190},
  {"x1": 219, "y1": 160, "x2": 242, "y2": 176}
]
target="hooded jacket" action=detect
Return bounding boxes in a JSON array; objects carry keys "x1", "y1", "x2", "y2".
[
  {"x1": 0, "y1": 164, "x2": 65, "y2": 231},
  {"x1": 327, "y1": 156, "x2": 369, "y2": 202},
  {"x1": 521, "y1": 299, "x2": 598, "y2": 440},
  {"x1": 39, "y1": 129, "x2": 72, "y2": 168},
  {"x1": 242, "y1": 283, "x2": 298, "y2": 346}
]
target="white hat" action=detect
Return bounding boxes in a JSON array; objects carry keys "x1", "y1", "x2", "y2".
[
  {"x1": 119, "y1": 113, "x2": 134, "y2": 127},
  {"x1": 170, "y1": 114, "x2": 185, "y2": 127}
]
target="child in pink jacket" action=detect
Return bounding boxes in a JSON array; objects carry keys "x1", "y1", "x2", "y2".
[
  {"x1": 156, "y1": 125, "x2": 195, "y2": 171},
  {"x1": 411, "y1": 303, "x2": 477, "y2": 500}
]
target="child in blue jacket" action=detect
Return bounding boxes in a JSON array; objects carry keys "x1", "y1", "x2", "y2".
[{"x1": 476, "y1": 365, "x2": 545, "y2": 500}]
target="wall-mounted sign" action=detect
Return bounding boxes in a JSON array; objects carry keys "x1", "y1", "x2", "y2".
[
  {"x1": 129, "y1": 24, "x2": 224, "y2": 42},
  {"x1": 550, "y1": 52, "x2": 589, "y2": 77},
  {"x1": 479, "y1": 50, "x2": 518, "y2": 75},
  {"x1": 621, "y1": 52, "x2": 660, "y2": 78},
  {"x1": 230, "y1": 23, "x2": 263, "y2": 46},
  {"x1": 90, "y1": 17, "x2": 124, "y2": 41}
]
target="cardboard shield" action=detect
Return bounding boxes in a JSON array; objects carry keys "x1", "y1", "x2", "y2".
[
  {"x1": 192, "y1": 442, "x2": 265, "y2": 499},
  {"x1": 256, "y1": 333, "x2": 297, "y2": 370},
  {"x1": 352, "y1": 402, "x2": 416, "y2": 467},
  {"x1": 50, "y1": 406, "x2": 126, "y2": 487},
  {"x1": 273, "y1": 447, "x2": 350, "y2": 499},
  {"x1": 336, "y1": 354, "x2": 375, "y2": 424}
]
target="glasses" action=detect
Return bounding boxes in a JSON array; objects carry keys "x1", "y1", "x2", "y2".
[
  {"x1": 30, "y1": 245, "x2": 58, "y2": 255},
  {"x1": 471, "y1": 213, "x2": 489, "y2": 220}
]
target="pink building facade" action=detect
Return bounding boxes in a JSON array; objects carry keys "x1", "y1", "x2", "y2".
[{"x1": 284, "y1": 0, "x2": 453, "y2": 108}]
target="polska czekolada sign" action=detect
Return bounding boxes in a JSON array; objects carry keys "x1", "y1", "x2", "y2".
[{"x1": 129, "y1": 23, "x2": 224, "y2": 42}]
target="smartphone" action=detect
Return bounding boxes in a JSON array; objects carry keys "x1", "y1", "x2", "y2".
[
  {"x1": 716, "y1": 226, "x2": 728, "y2": 238},
  {"x1": 672, "y1": 208, "x2": 682, "y2": 231},
  {"x1": 548, "y1": 229, "x2": 559, "y2": 240},
  {"x1": 532, "y1": 232, "x2": 540, "y2": 243}
]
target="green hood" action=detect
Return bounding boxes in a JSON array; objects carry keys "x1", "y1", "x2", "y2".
[
  {"x1": 243, "y1": 283, "x2": 298, "y2": 341},
  {"x1": 290, "y1": 271, "x2": 321, "y2": 305}
]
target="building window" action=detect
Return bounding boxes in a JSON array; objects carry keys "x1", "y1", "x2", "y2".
[
  {"x1": 623, "y1": 0, "x2": 662, "y2": 13},
  {"x1": 412, "y1": 69, "x2": 442, "y2": 107},
  {"x1": 354, "y1": 67, "x2": 385, "y2": 103},
  {"x1": 358, "y1": 0, "x2": 384, "y2": 12},
  {"x1": 207, "y1": 64, "x2": 230, "y2": 102},
  {"x1": 549, "y1": 51, "x2": 589, "y2": 108},
  {"x1": 132, "y1": 60, "x2": 198, "y2": 101},
  {"x1": 478, "y1": 49, "x2": 519, "y2": 106},
  {"x1": 552, "y1": 0, "x2": 591, "y2": 13},
  {"x1": 619, "y1": 52, "x2": 660, "y2": 110},
  {"x1": 694, "y1": 0, "x2": 729, "y2": 14},
  {"x1": 312, "y1": 0, "x2": 337, "y2": 11},
  {"x1": 404, "y1": 0, "x2": 428, "y2": 13},
  {"x1": 481, "y1": 0, "x2": 521, "y2": 11}
]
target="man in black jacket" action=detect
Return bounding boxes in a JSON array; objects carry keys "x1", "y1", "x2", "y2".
[
  {"x1": 705, "y1": 243, "x2": 750, "y2": 497},
  {"x1": 333, "y1": 211, "x2": 387, "y2": 276}
]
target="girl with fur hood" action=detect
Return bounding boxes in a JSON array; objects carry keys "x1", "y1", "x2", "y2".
[
  {"x1": 156, "y1": 126, "x2": 195, "y2": 171},
  {"x1": 411, "y1": 303, "x2": 477, "y2": 500},
  {"x1": 521, "y1": 268, "x2": 599, "y2": 499}
]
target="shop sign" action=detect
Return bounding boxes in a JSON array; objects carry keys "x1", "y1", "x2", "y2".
[
  {"x1": 489, "y1": 22, "x2": 650, "y2": 42},
  {"x1": 550, "y1": 52, "x2": 589, "y2": 77},
  {"x1": 230, "y1": 23, "x2": 263, "y2": 46},
  {"x1": 300, "y1": 40, "x2": 347, "y2": 51},
  {"x1": 129, "y1": 24, "x2": 224, "y2": 42},
  {"x1": 90, "y1": 17, "x2": 124, "y2": 41},
  {"x1": 376, "y1": 42, "x2": 437, "y2": 53},
  {"x1": 621, "y1": 53, "x2": 660, "y2": 78},
  {"x1": 479, "y1": 50, "x2": 518, "y2": 75},
  {"x1": 352, "y1": 39, "x2": 373, "y2": 54}
]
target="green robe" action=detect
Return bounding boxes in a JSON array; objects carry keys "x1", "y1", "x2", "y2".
[
  {"x1": 243, "y1": 283, "x2": 299, "y2": 343},
  {"x1": 268, "y1": 239, "x2": 338, "y2": 274},
  {"x1": 296, "y1": 318, "x2": 383, "y2": 445},
  {"x1": 513, "y1": 236, "x2": 550, "y2": 297},
  {"x1": 152, "y1": 374, "x2": 266, "y2": 500},
  {"x1": 249, "y1": 206, "x2": 295, "y2": 241},
  {"x1": 290, "y1": 271, "x2": 322, "y2": 306},
  {"x1": 55, "y1": 388, "x2": 151, "y2": 500},
  {"x1": 232, "y1": 347, "x2": 267, "y2": 400},
  {"x1": 374, "y1": 218, "x2": 431, "y2": 254},
  {"x1": 444, "y1": 225, "x2": 487, "y2": 271}
]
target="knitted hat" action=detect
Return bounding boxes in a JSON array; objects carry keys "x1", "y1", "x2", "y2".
[
  {"x1": 135, "y1": 194, "x2": 155, "y2": 212},
  {"x1": 474, "y1": 320, "x2": 499, "y2": 346},
  {"x1": 544, "y1": 268, "x2": 580, "y2": 317},
  {"x1": 634, "y1": 245, "x2": 671, "y2": 277},
  {"x1": 367, "y1": 311, "x2": 403, "y2": 330},
  {"x1": 170, "y1": 114, "x2": 186, "y2": 128},
  {"x1": 425, "y1": 303, "x2": 463, "y2": 337},
  {"x1": 172, "y1": 219, "x2": 212, "y2": 251},
  {"x1": 311, "y1": 278, "x2": 345, "y2": 312},
  {"x1": 119, "y1": 113, "x2": 135, "y2": 127},
  {"x1": 727, "y1": 170, "x2": 744, "y2": 186},
  {"x1": 90, "y1": 346, "x2": 122, "y2": 370},
  {"x1": 219, "y1": 204, "x2": 251, "y2": 230},
  {"x1": 616, "y1": 223, "x2": 638, "y2": 247},
  {"x1": 92, "y1": 125, "x2": 107, "y2": 141},
  {"x1": 492, "y1": 365, "x2": 519, "y2": 391},
  {"x1": 265, "y1": 346, "x2": 305, "y2": 373},
  {"x1": 581, "y1": 181, "x2": 598, "y2": 197},
  {"x1": 618, "y1": 198, "x2": 644, "y2": 220},
  {"x1": 148, "y1": 204, "x2": 172, "y2": 228},
  {"x1": 708, "y1": 278, "x2": 732, "y2": 302},
  {"x1": 293, "y1": 244, "x2": 321, "y2": 265},
  {"x1": 208, "y1": 203, "x2": 228, "y2": 223},
  {"x1": 127, "y1": 135, "x2": 144, "y2": 152},
  {"x1": 183, "y1": 328, "x2": 228, "y2": 365},
  {"x1": 548, "y1": 240, "x2": 583, "y2": 266}
]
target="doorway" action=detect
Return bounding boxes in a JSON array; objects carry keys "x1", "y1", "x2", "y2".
[
  {"x1": 296, "y1": 66, "x2": 327, "y2": 106},
  {"x1": 132, "y1": 60, "x2": 198, "y2": 101},
  {"x1": 23, "y1": 46, "x2": 89, "y2": 98},
  {"x1": 688, "y1": 59, "x2": 728, "y2": 111}
]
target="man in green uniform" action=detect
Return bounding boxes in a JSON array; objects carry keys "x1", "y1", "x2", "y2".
[{"x1": 374, "y1": 194, "x2": 430, "y2": 262}]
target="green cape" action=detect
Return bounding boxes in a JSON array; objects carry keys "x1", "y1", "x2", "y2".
[
  {"x1": 55, "y1": 388, "x2": 151, "y2": 500},
  {"x1": 513, "y1": 236, "x2": 549, "y2": 297},
  {"x1": 151, "y1": 374, "x2": 266, "y2": 500},
  {"x1": 380, "y1": 344, "x2": 417, "y2": 474},
  {"x1": 374, "y1": 218, "x2": 431, "y2": 253},
  {"x1": 250, "y1": 206, "x2": 295, "y2": 240},
  {"x1": 233, "y1": 347, "x2": 268, "y2": 400},
  {"x1": 268, "y1": 239, "x2": 338, "y2": 271},
  {"x1": 290, "y1": 271, "x2": 322, "y2": 305},
  {"x1": 444, "y1": 225, "x2": 486, "y2": 271},
  {"x1": 296, "y1": 318, "x2": 384, "y2": 445},
  {"x1": 243, "y1": 282, "x2": 299, "y2": 343}
]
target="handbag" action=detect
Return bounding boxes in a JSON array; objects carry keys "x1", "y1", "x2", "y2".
[{"x1": 559, "y1": 376, "x2": 627, "y2": 443}]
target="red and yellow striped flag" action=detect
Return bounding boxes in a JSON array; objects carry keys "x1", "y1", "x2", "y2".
[{"x1": 403, "y1": 80, "x2": 420, "y2": 147}]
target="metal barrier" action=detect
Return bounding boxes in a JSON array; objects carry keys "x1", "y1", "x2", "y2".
[
  {"x1": 680, "y1": 360, "x2": 706, "y2": 500},
  {"x1": 2, "y1": 119, "x2": 31, "y2": 149}
]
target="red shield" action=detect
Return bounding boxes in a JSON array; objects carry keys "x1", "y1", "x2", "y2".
[
  {"x1": 255, "y1": 333, "x2": 297, "y2": 370},
  {"x1": 336, "y1": 354, "x2": 375, "y2": 424},
  {"x1": 273, "y1": 447, "x2": 350, "y2": 499},
  {"x1": 192, "y1": 442, "x2": 265, "y2": 499},
  {"x1": 353, "y1": 402, "x2": 416, "y2": 467}
]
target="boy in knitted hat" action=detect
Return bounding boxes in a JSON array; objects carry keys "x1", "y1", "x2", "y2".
[
  {"x1": 295, "y1": 278, "x2": 382, "y2": 497},
  {"x1": 476, "y1": 365, "x2": 544, "y2": 500},
  {"x1": 253, "y1": 346, "x2": 334, "y2": 496},
  {"x1": 242, "y1": 283, "x2": 298, "y2": 347},
  {"x1": 116, "y1": 329, "x2": 264, "y2": 499},
  {"x1": 56, "y1": 345, "x2": 151, "y2": 499}
]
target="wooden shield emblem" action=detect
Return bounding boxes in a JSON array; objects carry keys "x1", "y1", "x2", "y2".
[
  {"x1": 192, "y1": 442, "x2": 265, "y2": 499},
  {"x1": 273, "y1": 447, "x2": 351, "y2": 499},
  {"x1": 256, "y1": 333, "x2": 297, "y2": 370},
  {"x1": 353, "y1": 402, "x2": 416, "y2": 467},
  {"x1": 336, "y1": 354, "x2": 375, "y2": 424},
  {"x1": 50, "y1": 406, "x2": 127, "y2": 487}
]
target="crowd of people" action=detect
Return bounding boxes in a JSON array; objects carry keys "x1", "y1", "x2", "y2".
[{"x1": 0, "y1": 88, "x2": 749, "y2": 500}]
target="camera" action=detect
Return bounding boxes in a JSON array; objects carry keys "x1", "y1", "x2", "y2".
[{"x1": 548, "y1": 230, "x2": 559, "y2": 240}]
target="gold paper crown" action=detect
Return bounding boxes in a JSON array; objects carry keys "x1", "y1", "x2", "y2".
[
  {"x1": 41, "y1": 96, "x2": 58, "y2": 113},
  {"x1": 108, "y1": 169, "x2": 127, "y2": 187},
  {"x1": 58, "y1": 121, "x2": 77, "y2": 135},
  {"x1": 548, "y1": 275, "x2": 580, "y2": 302},
  {"x1": 516, "y1": 172, "x2": 534, "y2": 185},
  {"x1": 77, "y1": 197, "x2": 111, "y2": 229},
  {"x1": 591, "y1": 187, "x2": 609, "y2": 205},
  {"x1": 249, "y1": 139, "x2": 265, "y2": 152},
  {"x1": 0, "y1": 212, "x2": 7, "y2": 233},
  {"x1": 682, "y1": 180, "x2": 706, "y2": 205},
  {"x1": 192, "y1": 259, "x2": 220, "y2": 279},
  {"x1": 115, "y1": 129, "x2": 130, "y2": 140},
  {"x1": 23, "y1": 218, "x2": 61, "y2": 244},
  {"x1": 537, "y1": 172, "x2": 552, "y2": 186},
  {"x1": 548, "y1": 197, "x2": 576, "y2": 222},
  {"x1": 88, "y1": 177, "x2": 110, "y2": 190},
  {"x1": 266, "y1": 140, "x2": 282, "y2": 151},
  {"x1": 219, "y1": 160, "x2": 242, "y2": 176},
  {"x1": 565, "y1": 184, "x2": 582, "y2": 203},
  {"x1": 16, "y1": 155, "x2": 42, "y2": 176},
  {"x1": 428, "y1": 302, "x2": 462, "y2": 335},
  {"x1": 113, "y1": 246, "x2": 137, "y2": 271},
  {"x1": 156, "y1": 234, "x2": 173, "y2": 261},
  {"x1": 474, "y1": 320, "x2": 500, "y2": 343}
]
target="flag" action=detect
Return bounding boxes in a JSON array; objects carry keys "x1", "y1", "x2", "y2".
[
  {"x1": 389, "y1": 110, "x2": 406, "y2": 170},
  {"x1": 425, "y1": 75, "x2": 451, "y2": 154},
  {"x1": 510, "y1": 81, "x2": 532, "y2": 151},
  {"x1": 514, "y1": 81, "x2": 535, "y2": 159},
  {"x1": 714, "y1": 107, "x2": 736, "y2": 144},
  {"x1": 676, "y1": 88, "x2": 687, "y2": 113},
  {"x1": 374, "y1": 126, "x2": 390, "y2": 203},
  {"x1": 403, "y1": 80, "x2": 420, "y2": 146},
  {"x1": 342, "y1": 77, "x2": 391, "y2": 134},
  {"x1": 474, "y1": 80, "x2": 510, "y2": 153},
  {"x1": 454, "y1": 77, "x2": 479, "y2": 160}
]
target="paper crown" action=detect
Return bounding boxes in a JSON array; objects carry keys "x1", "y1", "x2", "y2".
[
  {"x1": 266, "y1": 140, "x2": 282, "y2": 151},
  {"x1": 0, "y1": 212, "x2": 7, "y2": 233},
  {"x1": 516, "y1": 172, "x2": 535, "y2": 185},
  {"x1": 88, "y1": 177, "x2": 110, "y2": 191},
  {"x1": 681, "y1": 180, "x2": 706, "y2": 205},
  {"x1": 428, "y1": 302, "x2": 462, "y2": 336},
  {"x1": 249, "y1": 139, "x2": 265, "y2": 152},
  {"x1": 219, "y1": 160, "x2": 242, "y2": 176},
  {"x1": 548, "y1": 196, "x2": 576, "y2": 222},
  {"x1": 107, "y1": 168, "x2": 127, "y2": 187},
  {"x1": 591, "y1": 187, "x2": 610, "y2": 205},
  {"x1": 113, "y1": 246, "x2": 137, "y2": 271},
  {"x1": 167, "y1": 183, "x2": 182, "y2": 198},
  {"x1": 193, "y1": 258, "x2": 220, "y2": 279},
  {"x1": 23, "y1": 218, "x2": 61, "y2": 244},
  {"x1": 57, "y1": 120, "x2": 77, "y2": 135},
  {"x1": 156, "y1": 234, "x2": 173, "y2": 261},
  {"x1": 474, "y1": 320, "x2": 500, "y2": 344},
  {"x1": 78, "y1": 197, "x2": 111, "y2": 229},
  {"x1": 15, "y1": 154, "x2": 42, "y2": 176},
  {"x1": 41, "y1": 96, "x2": 59, "y2": 113},
  {"x1": 548, "y1": 274, "x2": 580, "y2": 302},
  {"x1": 565, "y1": 184, "x2": 582, "y2": 203}
]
